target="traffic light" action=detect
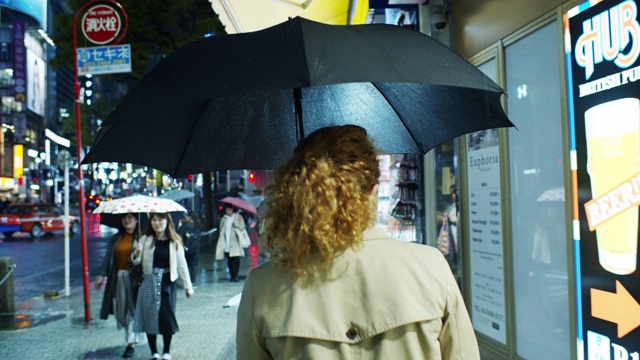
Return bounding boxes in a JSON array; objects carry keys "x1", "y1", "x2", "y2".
[
  {"x1": 187, "y1": 174, "x2": 193, "y2": 182},
  {"x1": 248, "y1": 171, "x2": 256, "y2": 183},
  {"x1": 18, "y1": 177, "x2": 23, "y2": 186},
  {"x1": 32, "y1": 176, "x2": 37, "y2": 184}
]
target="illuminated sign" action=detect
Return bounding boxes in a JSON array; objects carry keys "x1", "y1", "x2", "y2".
[
  {"x1": 77, "y1": 44, "x2": 132, "y2": 75},
  {"x1": 13, "y1": 144, "x2": 23, "y2": 179},
  {"x1": 12, "y1": 21, "x2": 26, "y2": 103},
  {"x1": 574, "y1": 0, "x2": 640, "y2": 80},
  {"x1": 565, "y1": 0, "x2": 640, "y2": 357}
]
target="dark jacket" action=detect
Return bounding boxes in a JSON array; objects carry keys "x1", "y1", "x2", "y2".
[
  {"x1": 178, "y1": 221, "x2": 201, "y2": 254},
  {"x1": 97, "y1": 232, "x2": 137, "y2": 320}
]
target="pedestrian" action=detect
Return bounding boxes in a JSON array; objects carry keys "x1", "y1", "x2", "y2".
[
  {"x1": 132, "y1": 212, "x2": 194, "y2": 360},
  {"x1": 94, "y1": 213, "x2": 142, "y2": 358},
  {"x1": 177, "y1": 210, "x2": 202, "y2": 287},
  {"x1": 236, "y1": 125, "x2": 480, "y2": 359},
  {"x1": 215, "y1": 204, "x2": 246, "y2": 282}
]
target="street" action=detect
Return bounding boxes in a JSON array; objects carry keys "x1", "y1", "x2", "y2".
[{"x1": 0, "y1": 214, "x2": 108, "y2": 303}]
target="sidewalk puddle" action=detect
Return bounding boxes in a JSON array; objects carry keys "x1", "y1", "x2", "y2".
[{"x1": 0, "y1": 312, "x2": 66, "y2": 330}]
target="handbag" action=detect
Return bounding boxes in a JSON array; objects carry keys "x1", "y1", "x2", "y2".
[
  {"x1": 128, "y1": 260, "x2": 143, "y2": 288},
  {"x1": 128, "y1": 240, "x2": 143, "y2": 288},
  {"x1": 436, "y1": 215, "x2": 453, "y2": 256},
  {"x1": 236, "y1": 228, "x2": 251, "y2": 248}
]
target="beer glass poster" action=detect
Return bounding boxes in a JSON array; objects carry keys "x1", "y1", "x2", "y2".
[{"x1": 565, "y1": 0, "x2": 640, "y2": 358}]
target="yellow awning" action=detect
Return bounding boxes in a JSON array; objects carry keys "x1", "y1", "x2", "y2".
[{"x1": 210, "y1": 0, "x2": 369, "y2": 34}]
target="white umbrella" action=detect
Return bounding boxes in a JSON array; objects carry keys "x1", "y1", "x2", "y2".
[{"x1": 94, "y1": 195, "x2": 187, "y2": 214}]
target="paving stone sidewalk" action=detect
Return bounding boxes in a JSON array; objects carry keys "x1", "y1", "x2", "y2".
[{"x1": 0, "y1": 253, "x2": 250, "y2": 360}]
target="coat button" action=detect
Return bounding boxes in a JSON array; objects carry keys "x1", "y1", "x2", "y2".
[{"x1": 346, "y1": 328, "x2": 357, "y2": 340}]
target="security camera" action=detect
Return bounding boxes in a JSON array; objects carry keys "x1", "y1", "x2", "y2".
[
  {"x1": 431, "y1": 12, "x2": 449, "y2": 31},
  {"x1": 430, "y1": 4, "x2": 449, "y2": 31}
]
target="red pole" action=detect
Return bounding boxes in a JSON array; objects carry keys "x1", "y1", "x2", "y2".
[{"x1": 73, "y1": 1, "x2": 91, "y2": 323}]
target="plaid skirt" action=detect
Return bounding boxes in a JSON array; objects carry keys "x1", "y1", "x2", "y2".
[{"x1": 133, "y1": 268, "x2": 179, "y2": 335}]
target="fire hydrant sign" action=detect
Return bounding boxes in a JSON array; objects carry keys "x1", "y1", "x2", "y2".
[
  {"x1": 77, "y1": 44, "x2": 131, "y2": 75},
  {"x1": 81, "y1": 4, "x2": 121, "y2": 45}
]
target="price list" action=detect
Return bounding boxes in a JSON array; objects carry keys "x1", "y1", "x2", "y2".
[{"x1": 466, "y1": 143, "x2": 506, "y2": 344}]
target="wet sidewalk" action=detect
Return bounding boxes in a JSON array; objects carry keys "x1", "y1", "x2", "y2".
[{"x1": 0, "y1": 248, "x2": 262, "y2": 360}]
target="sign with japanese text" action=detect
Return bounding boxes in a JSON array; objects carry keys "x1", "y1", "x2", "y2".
[
  {"x1": 81, "y1": 4, "x2": 121, "y2": 45},
  {"x1": 77, "y1": 44, "x2": 131, "y2": 75},
  {"x1": 564, "y1": 0, "x2": 640, "y2": 358},
  {"x1": 12, "y1": 21, "x2": 26, "y2": 103}
]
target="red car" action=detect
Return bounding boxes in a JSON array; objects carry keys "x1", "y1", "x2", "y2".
[{"x1": 0, "y1": 203, "x2": 80, "y2": 237}]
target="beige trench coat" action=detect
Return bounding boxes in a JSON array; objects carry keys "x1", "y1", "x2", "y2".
[
  {"x1": 216, "y1": 213, "x2": 246, "y2": 260},
  {"x1": 236, "y1": 227, "x2": 480, "y2": 359}
]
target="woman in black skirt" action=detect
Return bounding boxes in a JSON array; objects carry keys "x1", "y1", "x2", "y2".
[{"x1": 132, "y1": 212, "x2": 194, "y2": 360}]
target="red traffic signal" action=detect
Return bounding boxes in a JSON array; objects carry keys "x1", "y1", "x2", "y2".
[
  {"x1": 248, "y1": 172, "x2": 256, "y2": 183},
  {"x1": 18, "y1": 177, "x2": 23, "y2": 186},
  {"x1": 187, "y1": 174, "x2": 193, "y2": 181},
  {"x1": 32, "y1": 177, "x2": 37, "y2": 184}
]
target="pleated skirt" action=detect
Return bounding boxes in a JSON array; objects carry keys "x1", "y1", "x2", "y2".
[{"x1": 134, "y1": 268, "x2": 179, "y2": 335}]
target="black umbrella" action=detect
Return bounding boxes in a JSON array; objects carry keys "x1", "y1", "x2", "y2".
[{"x1": 82, "y1": 17, "x2": 513, "y2": 177}]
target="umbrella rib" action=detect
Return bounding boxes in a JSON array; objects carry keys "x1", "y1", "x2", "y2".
[
  {"x1": 173, "y1": 99, "x2": 215, "y2": 177},
  {"x1": 370, "y1": 83, "x2": 422, "y2": 152}
]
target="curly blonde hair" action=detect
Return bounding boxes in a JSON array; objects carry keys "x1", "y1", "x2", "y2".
[{"x1": 262, "y1": 125, "x2": 380, "y2": 276}]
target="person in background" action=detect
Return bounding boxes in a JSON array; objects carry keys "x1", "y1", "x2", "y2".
[
  {"x1": 95, "y1": 213, "x2": 142, "y2": 358},
  {"x1": 177, "y1": 211, "x2": 202, "y2": 287},
  {"x1": 237, "y1": 125, "x2": 480, "y2": 359},
  {"x1": 132, "y1": 212, "x2": 194, "y2": 360},
  {"x1": 215, "y1": 204, "x2": 246, "y2": 282}
]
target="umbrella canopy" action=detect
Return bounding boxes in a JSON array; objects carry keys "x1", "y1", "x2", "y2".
[
  {"x1": 159, "y1": 189, "x2": 195, "y2": 202},
  {"x1": 93, "y1": 195, "x2": 187, "y2": 214},
  {"x1": 220, "y1": 196, "x2": 258, "y2": 215},
  {"x1": 82, "y1": 17, "x2": 513, "y2": 177},
  {"x1": 98, "y1": 212, "x2": 150, "y2": 230}
]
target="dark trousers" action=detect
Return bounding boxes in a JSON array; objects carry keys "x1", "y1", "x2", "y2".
[
  {"x1": 224, "y1": 252, "x2": 240, "y2": 281},
  {"x1": 185, "y1": 252, "x2": 199, "y2": 284}
]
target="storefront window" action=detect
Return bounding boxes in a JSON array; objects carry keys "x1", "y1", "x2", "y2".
[
  {"x1": 434, "y1": 140, "x2": 460, "y2": 284},
  {"x1": 505, "y1": 21, "x2": 570, "y2": 359},
  {"x1": 376, "y1": 154, "x2": 424, "y2": 243}
]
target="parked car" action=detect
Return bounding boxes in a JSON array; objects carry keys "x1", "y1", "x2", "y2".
[{"x1": 0, "y1": 203, "x2": 80, "y2": 237}]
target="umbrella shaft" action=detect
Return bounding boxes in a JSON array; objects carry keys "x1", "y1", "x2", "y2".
[{"x1": 293, "y1": 87, "x2": 304, "y2": 141}]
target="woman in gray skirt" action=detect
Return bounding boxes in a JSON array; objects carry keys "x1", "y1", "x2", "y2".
[
  {"x1": 132, "y1": 212, "x2": 194, "y2": 360},
  {"x1": 95, "y1": 213, "x2": 142, "y2": 358}
]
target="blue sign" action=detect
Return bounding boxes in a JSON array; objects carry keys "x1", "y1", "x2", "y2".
[{"x1": 77, "y1": 44, "x2": 131, "y2": 75}]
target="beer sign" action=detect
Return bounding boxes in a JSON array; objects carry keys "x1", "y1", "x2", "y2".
[
  {"x1": 81, "y1": 4, "x2": 121, "y2": 45},
  {"x1": 565, "y1": 0, "x2": 640, "y2": 358}
]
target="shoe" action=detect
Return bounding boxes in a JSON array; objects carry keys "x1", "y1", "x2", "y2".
[
  {"x1": 151, "y1": 353, "x2": 160, "y2": 359},
  {"x1": 122, "y1": 346, "x2": 135, "y2": 358},
  {"x1": 162, "y1": 353, "x2": 172, "y2": 360}
]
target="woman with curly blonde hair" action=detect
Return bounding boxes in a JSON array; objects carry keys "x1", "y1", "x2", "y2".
[{"x1": 237, "y1": 125, "x2": 479, "y2": 359}]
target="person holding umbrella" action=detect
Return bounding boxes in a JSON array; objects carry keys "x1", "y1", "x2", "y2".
[
  {"x1": 132, "y1": 212, "x2": 194, "y2": 360},
  {"x1": 236, "y1": 125, "x2": 480, "y2": 359},
  {"x1": 215, "y1": 203, "x2": 247, "y2": 282},
  {"x1": 94, "y1": 213, "x2": 142, "y2": 358}
]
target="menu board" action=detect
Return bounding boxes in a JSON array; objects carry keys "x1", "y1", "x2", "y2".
[
  {"x1": 466, "y1": 129, "x2": 506, "y2": 344},
  {"x1": 565, "y1": 0, "x2": 640, "y2": 357}
]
